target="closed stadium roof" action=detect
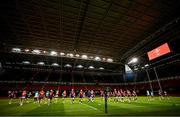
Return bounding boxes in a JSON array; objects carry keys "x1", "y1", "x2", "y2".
[{"x1": 0, "y1": 0, "x2": 180, "y2": 70}]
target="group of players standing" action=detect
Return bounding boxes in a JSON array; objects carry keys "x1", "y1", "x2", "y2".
[
  {"x1": 8, "y1": 88, "x2": 170, "y2": 106},
  {"x1": 8, "y1": 89, "x2": 95, "y2": 106},
  {"x1": 101, "y1": 89, "x2": 137, "y2": 103}
]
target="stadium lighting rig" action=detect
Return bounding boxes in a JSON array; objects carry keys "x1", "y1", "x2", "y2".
[
  {"x1": 10, "y1": 47, "x2": 114, "y2": 63},
  {"x1": 50, "y1": 51, "x2": 57, "y2": 56},
  {"x1": 32, "y1": 49, "x2": 41, "y2": 54},
  {"x1": 12, "y1": 48, "x2": 21, "y2": 53},
  {"x1": 81, "y1": 55, "x2": 88, "y2": 59},
  {"x1": 88, "y1": 66, "x2": 94, "y2": 69},
  {"x1": 107, "y1": 58, "x2": 113, "y2": 62},
  {"x1": 76, "y1": 65, "x2": 83, "y2": 68},
  {"x1": 99, "y1": 67, "x2": 104, "y2": 70},
  {"x1": 37, "y1": 62, "x2": 45, "y2": 65},
  {"x1": 128, "y1": 57, "x2": 138, "y2": 64},
  {"x1": 64, "y1": 64, "x2": 72, "y2": 68},
  {"x1": 95, "y1": 56, "x2": 101, "y2": 61},
  {"x1": 22, "y1": 61, "x2": 30, "y2": 64},
  {"x1": 51, "y1": 63, "x2": 59, "y2": 66}
]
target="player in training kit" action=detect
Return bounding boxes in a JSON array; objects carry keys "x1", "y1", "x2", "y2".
[
  {"x1": 126, "y1": 90, "x2": 131, "y2": 103},
  {"x1": 45, "y1": 90, "x2": 49, "y2": 103},
  {"x1": 117, "y1": 90, "x2": 122, "y2": 102},
  {"x1": 48, "y1": 90, "x2": 54, "y2": 106},
  {"x1": 20, "y1": 90, "x2": 27, "y2": 106},
  {"x1": 62, "y1": 90, "x2": 66, "y2": 103},
  {"x1": 100, "y1": 90, "x2": 104, "y2": 101},
  {"x1": 163, "y1": 91, "x2": 169, "y2": 100},
  {"x1": 87, "y1": 90, "x2": 91, "y2": 103},
  {"x1": 113, "y1": 89, "x2": 118, "y2": 103},
  {"x1": 158, "y1": 90, "x2": 164, "y2": 100},
  {"x1": 79, "y1": 89, "x2": 83, "y2": 104},
  {"x1": 39, "y1": 89, "x2": 45, "y2": 105},
  {"x1": 132, "y1": 90, "x2": 137, "y2": 101},
  {"x1": 70, "y1": 89, "x2": 75, "y2": 104},
  {"x1": 146, "y1": 90, "x2": 151, "y2": 100},
  {"x1": 26, "y1": 91, "x2": 32, "y2": 103},
  {"x1": 54, "y1": 90, "x2": 59, "y2": 103},
  {"x1": 8, "y1": 91, "x2": 15, "y2": 104},
  {"x1": 90, "y1": 90, "x2": 94, "y2": 102},
  {"x1": 34, "y1": 91, "x2": 39, "y2": 103}
]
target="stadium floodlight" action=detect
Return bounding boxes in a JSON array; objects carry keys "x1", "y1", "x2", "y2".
[
  {"x1": 81, "y1": 55, "x2": 88, "y2": 59},
  {"x1": 64, "y1": 64, "x2": 72, "y2": 67},
  {"x1": 60, "y1": 52, "x2": 65, "y2": 56},
  {"x1": 128, "y1": 57, "x2": 138, "y2": 64},
  {"x1": 50, "y1": 51, "x2": 57, "y2": 56},
  {"x1": 43, "y1": 50, "x2": 48, "y2": 54},
  {"x1": 12, "y1": 48, "x2": 21, "y2": 53},
  {"x1": 66, "y1": 53, "x2": 74, "y2": 57},
  {"x1": 99, "y1": 67, "x2": 104, "y2": 70},
  {"x1": 52, "y1": 63, "x2": 59, "y2": 66},
  {"x1": 37, "y1": 62, "x2": 45, "y2": 65},
  {"x1": 22, "y1": 61, "x2": 30, "y2": 64},
  {"x1": 69, "y1": 53, "x2": 74, "y2": 57},
  {"x1": 107, "y1": 58, "x2": 113, "y2": 62},
  {"x1": 95, "y1": 56, "x2": 101, "y2": 61},
  {"x1": 77, "y1": 65, "x2": 83, "y2": 68},
  {"x1": 24, "y1": 49, "x2": 30, "y2": 52},
  {"x1": 88, "y1": 66, "x2": 94, "y2": 69},
  {"x1": 134, "y1": 68, "x2": 138, "y2": 71},
  {"x1": 144, "y1": 64, "x2": 149, "y2": 67},
  {"x1": 75, "y1": 54, "x2": 80, "y2": 57},
  {"x1": 32, "y1": 49, "x2": 41, "y2": 54}
]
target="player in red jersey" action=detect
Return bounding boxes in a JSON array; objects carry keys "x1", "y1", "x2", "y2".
[
  {"x1": 113, "y1": 89, "x2": 118, "y2": 103},
  {"x1": 39, "y1": 89, "x2": 45, "y2": 105},
  {"x1": 126, "y1": 90, "x2": 131, "y2": 103},
  {"x1": 62, "y1": 90, "x2": 66, "y2": 103},
  {"x1": 132, "y1": 90, "x2": 137, "y2": 101},
  {"x1": 70, "y1": 89, "x2": 75, "y2": 104},
  {"x1": 117, "y1": 90, "x2": 122, "y2": 102},
  {"x1": 54, "y1": 90, "x2": 59, "y2": 103},
  {"x1": 100, "y1": 90, "x2": 104, "y2": 101},
  {"x1": 158, "y1": 90, "x2": 164, "y2": 100},
  {"x1": 48, "y1": 90, "x2": 54, "y2": 106},
  {"x1": 79, "y1": 89, "x2": 83, "y2": 104},
  {"x1": 20, "y1": 90, "x2": 27, "y2": 106}
]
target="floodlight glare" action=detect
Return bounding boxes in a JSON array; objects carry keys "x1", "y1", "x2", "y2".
[
  {"x1": 12, "y1": 48, "x2": 21, "y2": 53},
  {"x1": 32, "y1": 49, "x2": 41, "y2": 54},
  {"x1": 77, "y1": 65, "x2": 83, "y2": 68},
  {"x1": 24, "y1": 49, "x2": 30, "y2": 52},
  {"x1": 99, "y1": 67, "x2": 104, "y2": 70},
  {"x1": 22, "y1": 61, "x2": 30, "y2": 64},
  {"x1": 37, "y1": 62, "x2": 45, "y2": 65},
  {"x1": 88, "y1": 66, "x2": 94, "y2": 69},
  {"x1": 128, "y1": 57, "x2": 138, "y2": 64},
  {"x1": 95, "y1": 56, "x2": 101, "y2": 61},
  {"x1": 107, "y1": 58, "x2": 113, "y2": 62},
  {"x1": 75, "y1": 54, "x2": 80, "y2": 57},
  {"x1": 64, "y1": 64, "x2": 72, "y2": 67},
  {"x1": 81, "y1": 55, "x2": 88, "y2": 59},
  {"x1": 50, "y1": 51, "x2": 57, "y2": 56},
  {"x1": 52, "y1": 63, "x2": 59, "y2": 66},
  {"x1": 60, "y1": 52, "x2": 65, "y2": 56}
]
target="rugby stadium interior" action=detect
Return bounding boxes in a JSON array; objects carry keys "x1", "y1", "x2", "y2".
[{"x1": 0, "y1": 0, "x2": 180, "y2": 116}]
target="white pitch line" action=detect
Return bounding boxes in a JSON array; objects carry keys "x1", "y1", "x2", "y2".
[{"x1": 82, "y1": 103, "x2": 98, "y2": 110}]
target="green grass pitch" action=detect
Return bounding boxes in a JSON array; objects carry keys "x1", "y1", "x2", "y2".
[{"x1": 0, "y1": 96, "x2": 180, "y2": 116}]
